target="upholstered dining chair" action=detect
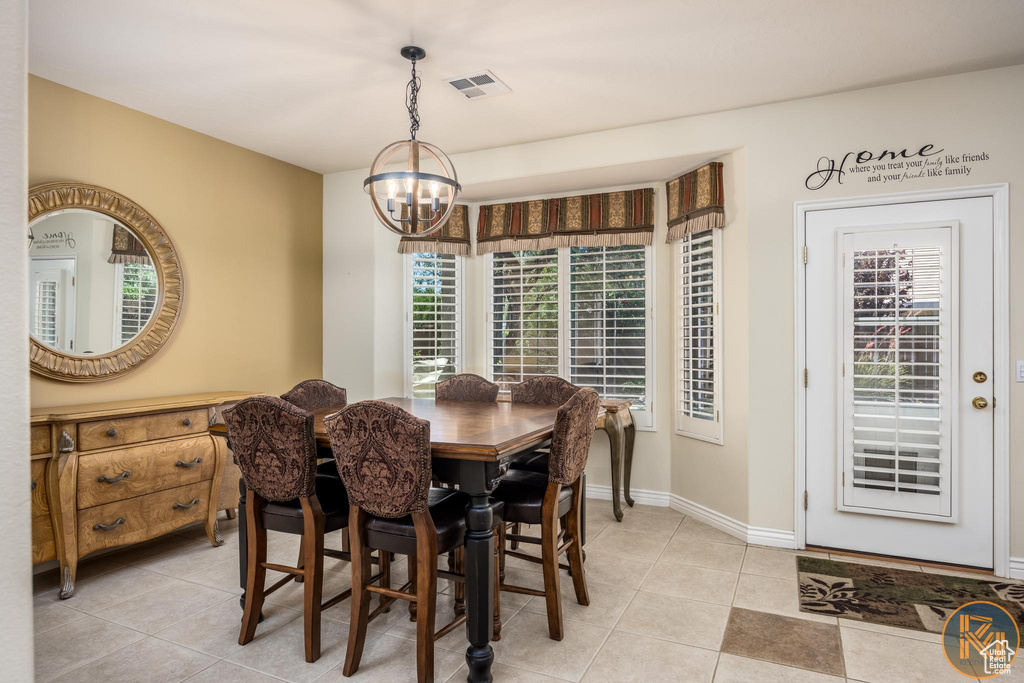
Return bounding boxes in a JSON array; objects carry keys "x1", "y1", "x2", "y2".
[
  {"x1": 324, "y1": 400, "x2": 503, "y2": 683},
  {"x1": 225, "y1": 395, "x2": 357, "y2": 663},
  {"x1": 281, "y1": 378, "x2": 348, "y2": 411},
  {"x1": 492, "y1": 388, "x2": 600, "y2": 640},
  {"x1": 508, "y1": 375, "x2": 581, "y2": 475},
  {"x1": 434, "y1": 373, "x2": 499, "y2": 402}
]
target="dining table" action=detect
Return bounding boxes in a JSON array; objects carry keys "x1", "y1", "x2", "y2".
[{"x1": 212, "y1": 396, "x2": 600, "y2": 683}]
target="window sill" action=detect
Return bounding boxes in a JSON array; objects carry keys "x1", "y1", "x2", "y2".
[{"x1": 674, "y1": 429, "x2": 724, "y2": 446}]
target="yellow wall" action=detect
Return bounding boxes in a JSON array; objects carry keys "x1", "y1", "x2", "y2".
[{"x1": 29, "y1": 76, "x2": 324, "y2": 407}]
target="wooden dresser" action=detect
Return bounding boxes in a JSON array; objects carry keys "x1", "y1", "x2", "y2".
[{"x1": 31, "y1": 391, "x2": 254, "y2": 598}]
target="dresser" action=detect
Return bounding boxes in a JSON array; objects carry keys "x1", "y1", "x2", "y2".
[{"x1": 31, "y1": 391, "x2": 254, "y2": 598}]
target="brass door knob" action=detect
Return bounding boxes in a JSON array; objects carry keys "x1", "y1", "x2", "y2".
[
  {"x1": 973, "y1": 371, "x2": 988, "y2": 383},
  {"x1": 972, "y1": 396, "x2": 989, "y2": 409}
]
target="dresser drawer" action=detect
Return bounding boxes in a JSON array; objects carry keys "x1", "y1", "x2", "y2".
[
  {"x1": 31, "y1": 459, "x2": 56, "y2": 563},
  {"x1": 77, "y1": 481, "x2": 209, "y2": 557},
  {"x1": 78, "y1": 409, "x2": 208, "y2": 451},
  {"x1": 31, "y1": 425, "x2": 51, "y2": 455},
  {"x1": 77, "y1": 435, "x2": 216, "y2": 509}
]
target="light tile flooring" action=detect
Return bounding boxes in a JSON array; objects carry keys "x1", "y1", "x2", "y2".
[{"x1": 31, "y1": 502, "x2": 1018, "y2": 682}]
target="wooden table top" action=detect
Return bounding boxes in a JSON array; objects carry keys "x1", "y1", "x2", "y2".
[{"x1": 211, "y1": 396, "x2": 577, "y2": 462}]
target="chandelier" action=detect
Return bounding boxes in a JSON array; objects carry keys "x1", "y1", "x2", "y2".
[{"x1": 363, "y1": 46, "x2": 460, "y2": 237}]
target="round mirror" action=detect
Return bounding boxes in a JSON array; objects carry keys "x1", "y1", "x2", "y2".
[
  {"x1": 28, "y1": 183, "x2": 182, "y2": 382},
  {"x1": 29, "y1": 210, "x2": 158, "y2": 355}
]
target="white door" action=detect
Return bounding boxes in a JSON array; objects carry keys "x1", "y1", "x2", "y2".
[
  {"x1": 804, "y1": 197, "x2": 994, "y2": 568},
  {"x1": 29, "y1": 257, "x2": 76, "y2": 352}
]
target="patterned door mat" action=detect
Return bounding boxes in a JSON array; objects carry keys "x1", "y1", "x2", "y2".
[{"x1": 797, "y1": 556, "x2": 1024, "y2": 632}]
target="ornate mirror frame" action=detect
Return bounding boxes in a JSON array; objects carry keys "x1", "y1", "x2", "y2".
[{"x1": 28, "y1": 182, "x2": 184, "y2": 382}]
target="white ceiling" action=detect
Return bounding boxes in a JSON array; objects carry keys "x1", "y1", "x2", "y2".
[{"x1": 29, "y1": 0, "x2": 1024, "y2": 174}]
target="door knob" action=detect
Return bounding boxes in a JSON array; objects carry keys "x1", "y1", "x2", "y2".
[
  {"x1": 973, "y1": 371, "x2": 988, "y2": 383},
  {"x1": 972, "y1": 396, "x2": 989, "y2": 409}
]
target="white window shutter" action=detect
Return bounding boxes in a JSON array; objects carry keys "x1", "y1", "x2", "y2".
[{"x1": 407, "y1": 252, "x2": 461, "y2": 398}]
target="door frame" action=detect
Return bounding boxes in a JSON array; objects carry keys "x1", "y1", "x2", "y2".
[{"x1": 793, "y1": 184, "x2": 1010, "y2": 576}]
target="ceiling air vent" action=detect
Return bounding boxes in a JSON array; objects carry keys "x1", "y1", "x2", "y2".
[{"x1": 444, "y1": 70, "x2": 511, "y2": 100}]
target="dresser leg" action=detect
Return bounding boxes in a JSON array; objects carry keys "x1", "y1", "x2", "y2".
[
  {"x1": 58, "y1": 562, "x2": 76, "y2": 600},
  {"x1": 225, "y1": 508, "x2": 237, "y2": 520}
]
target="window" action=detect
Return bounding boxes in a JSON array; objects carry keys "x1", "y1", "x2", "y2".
[
  {"x1": 114, "y1": 263, "x2": 158, "y2": 345},
  {"x1": 405, "y1": 252, "x2": 462, "y2": 398},
  {"x1": 676, "y1": 229, "x2": 723, "y2": 443},
  {"x1": 32, "y1": 279, "x2": 59, "y2": 346},
  {"x1": 490, "y1": 249, "x2": 560, "y2": 386},
  {"x1": 569, "y1": 245, "x2": 649, "y2": 405},
  {"x1": 488, "y1": 245, "x2": 655, "y2": 429}
]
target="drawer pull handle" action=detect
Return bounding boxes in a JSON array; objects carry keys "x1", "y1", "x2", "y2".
[
  {"x1": 93, "y1": 517, "x2": 126, "y2": 532},
  {"x1": 98, "y1": 470, "x2": 131, "y2": 484},
  {"x1": 175, "y1": 457, "x2": 203, "y2": 468},
  {"x1": 183, "y1": 418, "x2": 192, "y2": 427},
  {"x1": 173, "y1": 497, "x2": 200, "y2": 510},
  {"x1": 107, "y1": 428, "x2": 117, "y2": 437}
]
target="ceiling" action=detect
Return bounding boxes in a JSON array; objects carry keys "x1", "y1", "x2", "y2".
[{"x1": 29, "y1": 0, "x2": 1024, "y2": 174}]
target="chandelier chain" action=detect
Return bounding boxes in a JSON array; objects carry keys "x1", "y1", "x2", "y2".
[{"x1": 406, "y1": 58, "x2": 421, "y2": 140}]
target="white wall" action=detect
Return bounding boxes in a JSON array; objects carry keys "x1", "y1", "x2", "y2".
[
  {"x1": 0, "y1": 0, "x2": 34, "y2": 679},
  {"x1": 324, "y1": 65, "x2": 1024, "y2": 556}
]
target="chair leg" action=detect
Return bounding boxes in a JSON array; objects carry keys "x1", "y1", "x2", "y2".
[
  {"x1": 492, "y1": 527, "x2": 501, "y2": 641},
  {"x1": 566, "y1": 479, "x2": 590, "y2": 607},
  {"x1": 453, "y1": 546, "x2": 466, "y2": 617},
  {"x1": 379, "y1": 551, "x2": 392, "y2": 613},
  {"x1": 295, "y1": 535, "x2": 305, "y2": 583},
  {"x1": 239, "y1": 490, "x2": 267, "y2": 646},
  {"x1": 540, "y1": 483, "x2": 564, "y2": 641},
  {"x1": 407, "y1": 555, "x2": 418, "y2": 622},
  {"x1": 343, "y1": 506, "x2": 372, "y2": 677},
  {"x1": 510, "y1": 522, "x2": 520, "y2": 550},
  {"x1": 413, "y1": 512, "x2": 438, "y2": 683},
  {"x1": 299, "y1": 497, "x2": 325, "y2": 663},
  {"x1": 497, "y1": 522, "x2": 506, "y2": 582}
]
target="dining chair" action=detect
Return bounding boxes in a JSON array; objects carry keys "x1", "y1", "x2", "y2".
[
  {"x1": 281, "y1": 378, "x2": 351, "y2": 565},
  {"x1": 324, "y1": 400, "x2": 503, "y2": 683},
  {"x1": 225, "y1": 395, "x2": 354, "y2": 663},
  {"x1": 434, "y1": 373, "x2": 499, "y2": 402},
  {"x1": 492, "y1": 388, "x2": 600, "y2": 640}
]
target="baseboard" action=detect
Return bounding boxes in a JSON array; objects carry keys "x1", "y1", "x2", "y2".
[
  {"x1": 585, "y1": 483, "x2": 670, "y2": 508},
  {"x1": 1010, "y1": 557, "x2": 1024, "y2": 580},
  {"x1": 585, "y1": 483, "x2": 796, "y2": 549}
]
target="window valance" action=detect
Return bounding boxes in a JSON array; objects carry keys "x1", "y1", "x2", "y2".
[
  {"x1": 475, "y1": 188, "x2": 654, "y2": 255},
  {"x1": 108, "y1": 224, "x2": 152, "y2": 265},
  {"x1": 397, "y1": 204, "x2": 471, "y2": 256},
  {"x1": 665, "y1": 162, "x2": 725, "y2": 242}
]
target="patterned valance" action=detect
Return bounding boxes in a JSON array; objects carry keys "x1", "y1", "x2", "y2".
[
  {"x1": 665, "y1": 162, "x2": 725, "y2": 242},
  {"x1": 476, "y1": 188, "x2": 655, "y2": 255},
  {"x1": 397, "y1": 204, "x2": 471, "y2": 256},
  {"x1": 107, "y1": 225, "x2": 151, "y2": 265}
]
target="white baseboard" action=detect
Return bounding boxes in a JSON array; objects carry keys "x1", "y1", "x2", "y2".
[
  {"x1": 585, "y1": 483, "x2": 796, "y2": 549},
  {"x1": 1010, "y1": 557, "x2": 1024, "y2": 580},
  {"x1": 585, "y1": 483, "x2": 670, "y2": 508}
]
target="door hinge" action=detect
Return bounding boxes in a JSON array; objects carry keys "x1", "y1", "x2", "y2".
[
  {"x1": 803, "y1": 369, "x2": 808, "y2": 387},
  {"x1": 842, "y1": 252, "x2": 846, "y2": 268},
  {"x1": 71, "y1": 276, "x2": 75, "y2": 286},
  {"x1": 842, "y1": 362, "x2": 845, "y2": 377},
  {"x1": 842, "y1": 472, "x2": 846, "y2": 486},
  {"x1": 803, "y1": 491, "x2": 808, "y2": 510},
  {"x1": 802, "y1": 245, "x2": 808, "y2": 264}
]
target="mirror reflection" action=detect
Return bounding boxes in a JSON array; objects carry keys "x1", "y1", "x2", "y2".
[{"x1": 28, "y1": 209, "x2": 158, "y2": 356}]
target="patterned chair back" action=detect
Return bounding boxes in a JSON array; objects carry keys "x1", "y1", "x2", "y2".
[
  {"x1": 510, "y1": 376, "x2": 580, "y2": 406},
  {"x1": 548, "y1": 388, "x2": 601, "y2": 485},
  {"x1": 435, "y1": 373, "x2": 499, "y2": 402},
  {"x1": 281, "y1": 379, "x2": 348, "y2": 412},
  {"x1": 223, "y1": 396, "x2": 318, "y2": 501},
  {"x1": 323, "y1": 401, "x2": 433, "y2": 518}
]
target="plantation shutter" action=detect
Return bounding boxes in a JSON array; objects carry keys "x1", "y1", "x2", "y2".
[
  {"x1": 408, "y1": 252, "x2": 460, "y2": 398},
  {"x1": 569, "y1": 245, "x2": 648, "y2": 408},
  {"x1": 490, "y1": 249, "x2": 560, "y2": 389},
  {"x1": 32, "y1": 279, "x2": 59, "y2": 347},
  {"x1": 678, "y1": 230, "x2": 720, "y2": 435},
  {"x1": 117, "y1": 263, "x2": 158, "y2": 344}
]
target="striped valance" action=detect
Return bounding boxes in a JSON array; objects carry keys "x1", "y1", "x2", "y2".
[
  {"x1": 476, "y1": 188, "x2": 655, "y2": 255},
  {"x1": 397, "y1": 204, "x2": 471, "y2": 256},
  {"x1": 665, "y1": 162, "x2": 725, "y2": 242},
  {"x1": 107, "y1": 225, "x2": 151, "y2": 265}
]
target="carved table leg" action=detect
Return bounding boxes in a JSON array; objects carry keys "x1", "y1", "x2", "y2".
[
  {"x1": 459, "y1": 460, "x2": 497, "y2": 683},
  {"x1": 623, "y1": 411, "x2": 636, "y2": 508},
  {"x1": 601, "y1": 413, "x2": 625, "y2": 522},
  {"x1": 54, "y1": 429, "x2": 79, "y2": 599},
  {"x1": 206, "y1": 435, "x2": 227, "y2": 547}
]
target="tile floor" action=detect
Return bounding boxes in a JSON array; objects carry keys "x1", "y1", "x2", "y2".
[{"x1": 31, "y1": 501, "x2": 1018, "y2": 682}]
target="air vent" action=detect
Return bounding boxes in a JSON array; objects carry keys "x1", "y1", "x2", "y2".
[{"x1": 444, "y1": 70, "x2": 511, "y2": 100}]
